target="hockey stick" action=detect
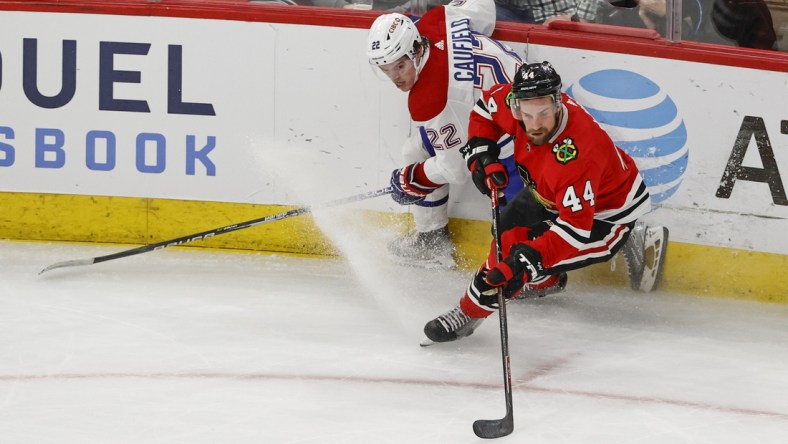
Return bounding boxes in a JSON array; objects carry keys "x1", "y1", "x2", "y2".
[
  {"x1": 39, "y1": 186, "x2": 393, "y2": 275},
  {"x1": 472, "y1": 185, "x2": 514, "y2": 439}
]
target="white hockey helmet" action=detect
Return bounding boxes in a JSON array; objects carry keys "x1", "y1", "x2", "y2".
[{"x1": 366, "y1": 13, "x2": 424, "y2": 69}]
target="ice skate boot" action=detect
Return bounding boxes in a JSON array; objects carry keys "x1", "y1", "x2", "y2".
[
  {"x1": 388, "y1": 225, "x2": 456, "y2": 270},
  {"x1": 621, "y1": 222, "x2": 669, "y2": 292},
  {"x1": 515, "y1": 272, "x2": 568, "y2": 300},
  {"x1": 422, "y1": 305, "x2": 483, "y2": 344}
]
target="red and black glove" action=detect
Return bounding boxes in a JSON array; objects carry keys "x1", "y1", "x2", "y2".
[
  {"x1": 390, "y1": 162, "x2": 442, "y2": 205},
  {"x1": 459, "y1": 137, "x2": 508, "y2": 198},
  {"x1": 486, "y1": 243, "x2": 544, "y2": 288}
]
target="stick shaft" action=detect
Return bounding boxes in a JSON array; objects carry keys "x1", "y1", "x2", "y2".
[
  {"x1": 93, "y1": 206, "x2": 309, "y2": 265},
  {"x1": 490, "y1": 190, "x2": 514, "y2": 424},
  {"x1": 40, "y1": 186, "x2": 392, "y2": 274},
  {"x1": 472, "y1": 188, "x2": 514, "y2": 439}
]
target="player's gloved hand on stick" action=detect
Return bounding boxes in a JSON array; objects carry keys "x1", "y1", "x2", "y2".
[
  {"x1": 460, "y1": 137, "x2": 508, "y2": 198},
  {"x1": 390, "y1": 162, "x2": 441, "y2": 205},
  {"x1": 486, "y1": 243, "x2": 545, "y2": 288}
]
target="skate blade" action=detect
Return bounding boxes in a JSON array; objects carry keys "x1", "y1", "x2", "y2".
[{"x1": 419, "y1": 337, "x2": 436, "y2": 347}]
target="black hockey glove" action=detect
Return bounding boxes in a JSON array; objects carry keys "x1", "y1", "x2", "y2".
[
  {"x1": 485, "y1": 243, "x2": 545, "y2": 288},
  {"x1": 459, "y1": 137, "x2": 508, "y2": 198},
  {"x1": 390, "y1": 162, "x2": 441, "y2": 205}
]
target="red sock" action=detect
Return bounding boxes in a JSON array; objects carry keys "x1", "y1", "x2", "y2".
[{"x1": 460, "y1": 293, "x2": 495, "y2": 319}]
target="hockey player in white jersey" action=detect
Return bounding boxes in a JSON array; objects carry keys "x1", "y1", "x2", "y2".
[{"x1": 366, "y1": 0, "x2": 525, "y2": 270}]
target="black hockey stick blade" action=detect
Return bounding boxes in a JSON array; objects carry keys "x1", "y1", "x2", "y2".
[
  {"x1": 473, "y1": 412, "x2": 513, "y2": 439},
  {"x1": 39, "y1": 258, "x2": 96, "y2": 275}
]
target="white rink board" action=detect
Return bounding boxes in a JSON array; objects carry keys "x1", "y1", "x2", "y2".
[
  {"x1": 0, "y1": 12, "x2": 406, "y2": 209},
  {"x1": 0, "y1": 11, "x2": 786, "y2": 255}
]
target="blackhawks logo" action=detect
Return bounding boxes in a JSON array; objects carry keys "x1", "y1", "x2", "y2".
[{"x1": 553, "y1": 137, "x2": 578, "y2": 164}]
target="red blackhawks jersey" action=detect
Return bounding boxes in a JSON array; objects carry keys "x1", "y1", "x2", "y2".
[
  {"x1": 408, "y1": 0, "x2": 522, "y2": 185},
  {"x1": 470, "y1": 85, "x2": 652, "y2": 269}
]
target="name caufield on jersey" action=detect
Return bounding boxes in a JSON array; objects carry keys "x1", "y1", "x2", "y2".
[{"x1": 449, "y1": 18, "x2": 475, "y2": 82}]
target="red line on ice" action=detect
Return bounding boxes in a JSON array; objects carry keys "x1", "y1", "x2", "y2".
[{"x1": 1, "y1": 370, "x2": 786, "y2": 421}]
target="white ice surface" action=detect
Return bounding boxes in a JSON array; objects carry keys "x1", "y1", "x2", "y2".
[{"x1": 2, "y1": 221, "x2": 788, "y2": 443}]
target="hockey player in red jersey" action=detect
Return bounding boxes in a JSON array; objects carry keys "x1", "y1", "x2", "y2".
[
  {"x1": 365, "y1": 0, "x2": 524, "y2": 270},
  {"x1": 423, "y1": 61, "x2": 669, "y2": 344}
]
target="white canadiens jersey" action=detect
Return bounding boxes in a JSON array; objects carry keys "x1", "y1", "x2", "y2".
[{"x1": 409, "y1": 0, "x2": 522, "y2": 185}]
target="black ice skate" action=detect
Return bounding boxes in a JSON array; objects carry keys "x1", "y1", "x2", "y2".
[
  {"x1": 621, "y1": 222, "x2": 669, "y2": 292},
  {"x1": 388, "y1": 225, "x2": 456, "y2": 270},
  {"x1": 515, "y1": 272, "x2": 568, "y2": 300},
  {"x1": 421, "y1": 305, "x2": 484, "y2": 346}
]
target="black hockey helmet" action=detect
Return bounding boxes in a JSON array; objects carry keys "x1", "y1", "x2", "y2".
[{"x1": 511, "y1": 61, "x2": 562, "y2": 102}]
